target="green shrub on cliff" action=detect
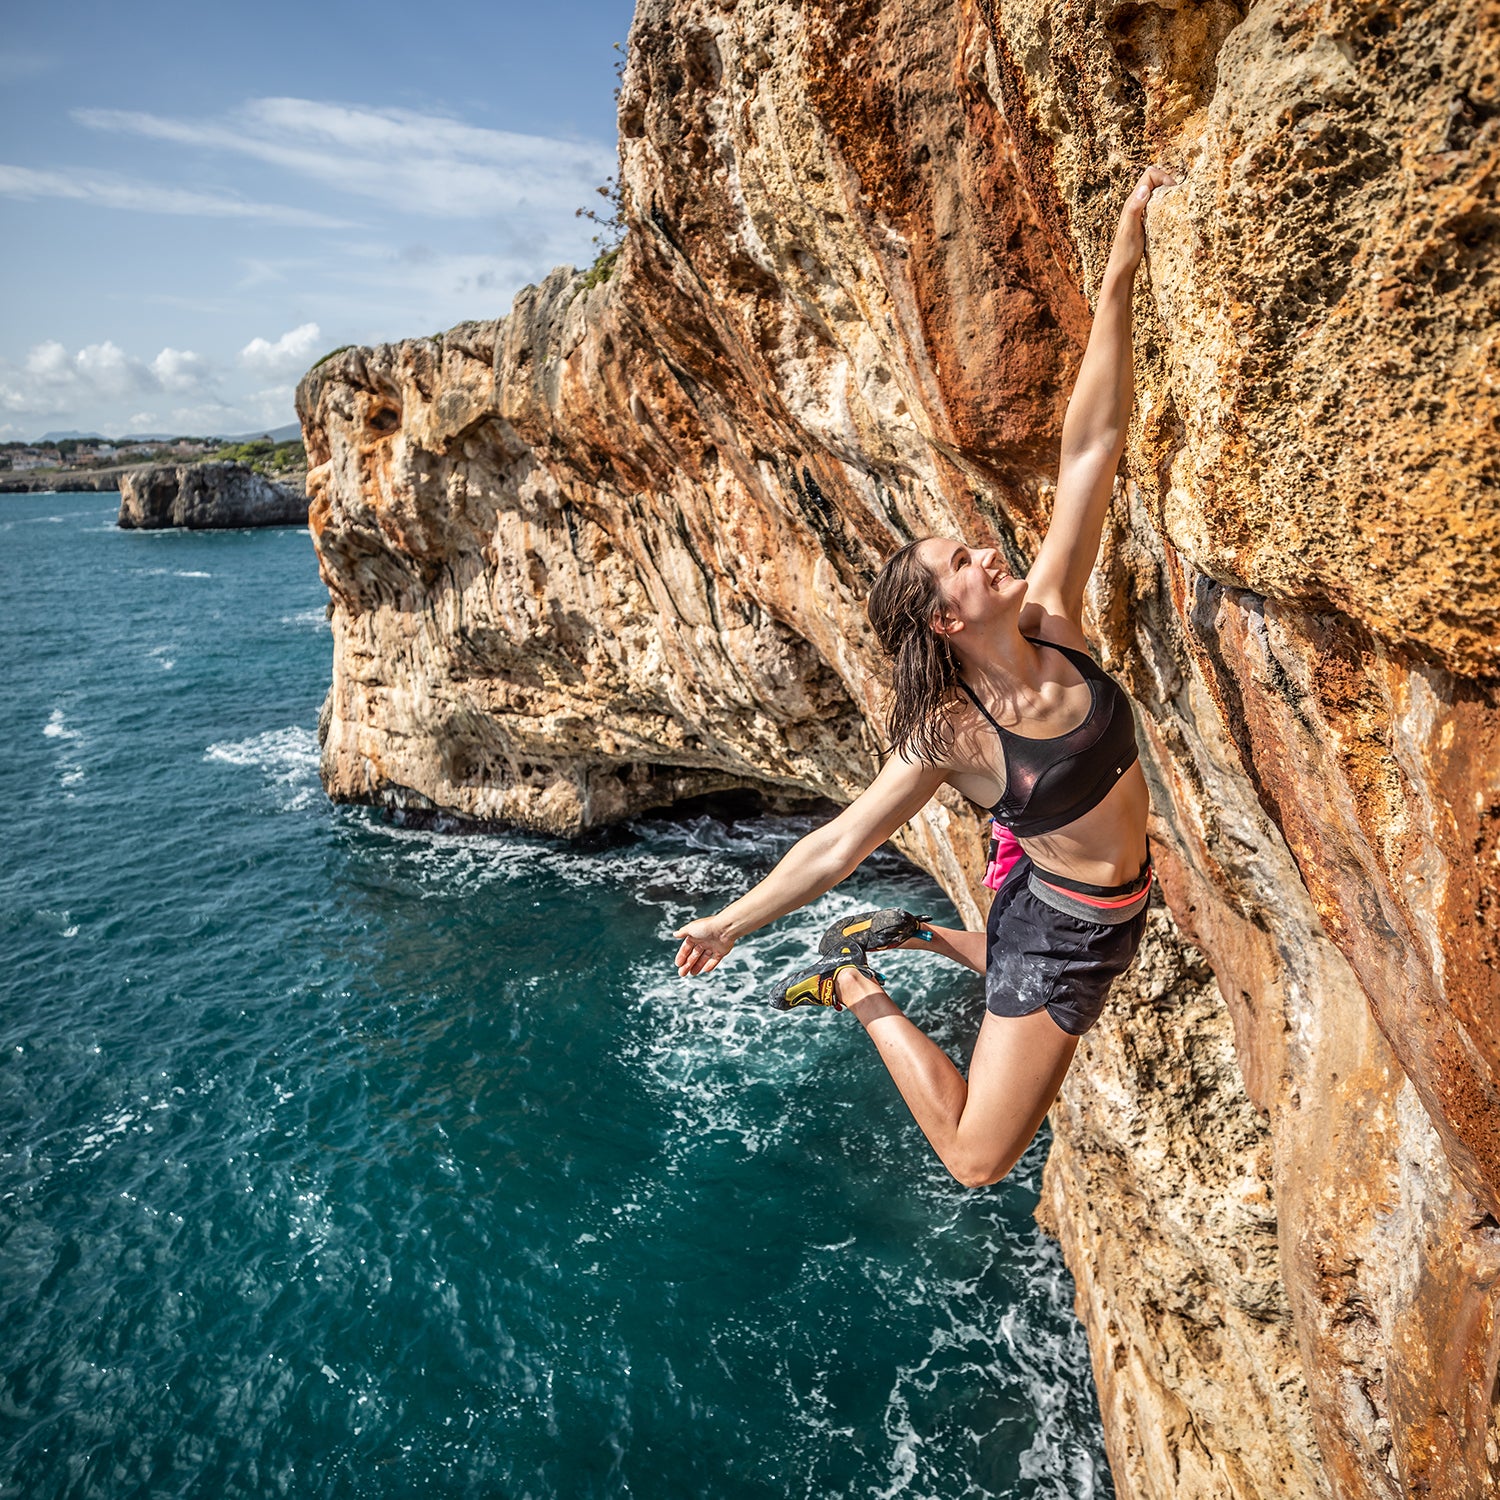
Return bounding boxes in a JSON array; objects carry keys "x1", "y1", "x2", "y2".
[
  {"x1": 310, "y1": 345, "x2": 354, "y2": 372},
  {"x1": 578, "y1": 245, "x2": 621, "y2": 292},
  {"x1": 207, "y1": 438, "x2": 305, "y2": 477}
]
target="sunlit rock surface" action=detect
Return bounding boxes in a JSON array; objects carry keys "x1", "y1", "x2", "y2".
[{"x1": 299, "y1": 0, "x2": 1500, "y2": 1494}]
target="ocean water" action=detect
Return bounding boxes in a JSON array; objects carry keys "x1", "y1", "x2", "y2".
[{"x1": 0, "y1": 493, "x2": 1112, "y2": 1500}]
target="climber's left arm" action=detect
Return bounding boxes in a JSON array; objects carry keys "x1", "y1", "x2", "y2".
[{"x1": 1025, "y1": 164, "x2": 1176, "y2": 629}]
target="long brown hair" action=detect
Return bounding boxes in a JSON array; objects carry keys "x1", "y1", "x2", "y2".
[{"x1": 866, "y1": 538, "x2": 959, "y2": 764}]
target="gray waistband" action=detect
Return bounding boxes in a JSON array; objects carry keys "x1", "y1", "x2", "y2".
[{"x1": 1026, "y1": 869, "x2": 1152, "y2": 925}]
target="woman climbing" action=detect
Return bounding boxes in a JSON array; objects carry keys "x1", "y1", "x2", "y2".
[{"x1": 671, "y1": 165, "x2": 1177, "y2": 1188}]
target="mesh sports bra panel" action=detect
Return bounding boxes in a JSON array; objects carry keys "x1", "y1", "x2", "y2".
[{"x1": 955, "y1": 638, "x2": 1140, "y2": 838}]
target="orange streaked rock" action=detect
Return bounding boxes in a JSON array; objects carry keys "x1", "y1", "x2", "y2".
[{"x1": 299, "y1": 0, "x2": 1500, "y2": 1494}]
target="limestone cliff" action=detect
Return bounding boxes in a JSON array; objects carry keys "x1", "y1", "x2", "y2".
[
  {"x1": 299, "y1": 1, "x2": 1499, "y2": 1495},
  {"x1": 117, "y1": 462, "x2": 307, "y2": 529}
]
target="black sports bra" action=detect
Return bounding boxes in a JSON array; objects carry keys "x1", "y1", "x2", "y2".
[{"x1": 955, "y1": 637, "x2": 1139, "y2": 838}]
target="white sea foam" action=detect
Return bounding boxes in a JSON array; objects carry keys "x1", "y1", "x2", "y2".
[
  {"x1": 44, "y1": 708, "x2": 87, "y2": 792},
  {"x1": 148, "y1": 644, "x2": 175, "y2": 670},
  {"x1": 43, "y1": 708, "x2": 81, "y2": 740},
  {"x1": 205, "y1": 725, "x2": 321, "y2": 810},
  {"x1": 206, "y1": 725, "x2": 318, "y2": 773},
  {"x1": 175, "y1": 570, "x2": 212, "y2": 579},
  {"x1": 281, "y1": 608, "x2": 330, "y2": 630}
]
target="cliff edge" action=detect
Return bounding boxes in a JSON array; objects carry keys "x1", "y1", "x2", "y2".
[{"x1": 298, "y1": 1, "x2": 1499, "y2": 1494}]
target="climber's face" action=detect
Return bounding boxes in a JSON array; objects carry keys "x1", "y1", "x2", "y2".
[{"x1": 917, "y1": 536, "x2": 1025, "y2": 638}]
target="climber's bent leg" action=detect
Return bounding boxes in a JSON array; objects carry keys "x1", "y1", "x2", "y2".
[{"x1": 834, "y1": 966, "x2": 1078, "y2": 1188}]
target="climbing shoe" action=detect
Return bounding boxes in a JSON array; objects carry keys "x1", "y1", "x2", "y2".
[
  {"x1": 771, "y1": 943, "x2": 883, "y2": 1012},
  {"x1": 817, "y1": 908, "x2": 932, "y2": 956}
]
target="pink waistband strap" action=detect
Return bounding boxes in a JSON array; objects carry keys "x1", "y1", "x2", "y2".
[
  {"x1": 1036, "y1": 867, "x2": 1153, "y2": 909},
  {"x1": 983, "y1": 820, "x2": 1026, "y2": 891}
]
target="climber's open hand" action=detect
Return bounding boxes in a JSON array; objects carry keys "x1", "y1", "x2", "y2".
[
  {"x1": 1108, "y1": 163, "x2": 1178, "y2": 274},
  {"x1": 672, "y1": 916, "x2": 735, "y2": 977}
]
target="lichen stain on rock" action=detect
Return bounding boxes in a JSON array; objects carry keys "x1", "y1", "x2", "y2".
[{"x1": 299, "y1": 0, "x2": 1500, "y2": 1495}]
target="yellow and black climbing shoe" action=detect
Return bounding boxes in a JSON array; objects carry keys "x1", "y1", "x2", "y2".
[
  {"x1": 817, "y1": 908, "x2": 931, "y2": 956},
  {"x1": 771, "y1": 944, "x2": 882, "y2": 1012}
]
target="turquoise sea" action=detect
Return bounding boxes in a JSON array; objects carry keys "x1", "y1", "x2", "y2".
[{"x1": 1, "y1": 492, "x2": 1112, "y2": 1499}]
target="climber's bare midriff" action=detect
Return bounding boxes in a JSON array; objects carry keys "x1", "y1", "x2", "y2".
[{"x1": 944, "y1": 759, "x2": 1151, "y2": 888}]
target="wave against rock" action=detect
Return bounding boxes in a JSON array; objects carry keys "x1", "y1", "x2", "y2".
[
  {"x1": 117, "y1": 462, "x2": 307, "y2": 530},
  {"x1": 299, "y1": 1, "x2": 1499, "y2": 1496}
]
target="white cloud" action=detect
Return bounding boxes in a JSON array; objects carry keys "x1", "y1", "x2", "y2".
[
  {"x1": 73, "y1": 340, "x2": 153, "y2": 398},
  {"x1": 0, "y1": 164, "x2": 357, "y2": 228},
  {"x1": 1, "y1": 339, "x2": 216, "y2": 415},
  {"x1": 75, "y1": 98, "x2": 616, "y2": 221},
  {"x1": 25, "y1": 340, "x2": 74, "y2": 384},
  {"x1": 0, "y1": 94, "x2": 616, "y2": 439},
  {"x1": 0, "y1": 338, "x2": 300, "y2": 438},
  {"x1": 22, "y1": 339, "x2": 156, "y2": 402},
  {"x1": 240, "y1": 322, "x2": 322, "y2": 373},
  {"x1": 151, "y1": 347, "x2": 211, "y2": 391}
]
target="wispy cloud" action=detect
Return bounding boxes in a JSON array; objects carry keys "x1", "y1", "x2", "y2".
[
  {"x1": 75, "y1": 98, "x2": 615, "y2": 220},
  {"x1": 0, "y1": 165, "x2": 356, "y2": 227},
  {"x1": 2, "y1": 92, "x2": 614, "y2": 438}
]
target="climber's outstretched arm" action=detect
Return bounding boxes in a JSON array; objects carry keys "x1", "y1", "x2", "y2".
[
  {"x1": 1027, "y1": 164, "x2": 1176, "y2": 627},
  {"x1": 671, "y1": 750, "x2": 949, "y2": 976}
]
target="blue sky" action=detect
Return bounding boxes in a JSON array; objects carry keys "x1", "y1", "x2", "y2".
[{"x1": 0, "y1": 0, "x2": 636, "y2": 440}]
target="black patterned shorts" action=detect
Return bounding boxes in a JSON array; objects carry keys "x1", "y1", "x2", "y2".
[{"x1": 984, "y1": 855, "x2": 1150, "y2": 1036}]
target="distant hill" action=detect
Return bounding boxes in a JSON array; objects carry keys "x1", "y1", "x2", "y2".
[
  {"x1": 114, "y1": 424, "x2": 302, "y2": 445},
  {"x1": 25, "y1": 422, "x2": 302, "y2": 447},
  {"x1": 222, "y1": 422, "x2": 302, "y2": 445}
]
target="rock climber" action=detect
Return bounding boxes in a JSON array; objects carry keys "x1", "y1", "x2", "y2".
[{"x1": 671, "y1": 165, "x2": 1177, "y2": 1186}]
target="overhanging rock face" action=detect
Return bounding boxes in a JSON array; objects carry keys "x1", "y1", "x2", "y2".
[{"x1": 299, "y1": 1, "x2": 1500, "y2": 1494}]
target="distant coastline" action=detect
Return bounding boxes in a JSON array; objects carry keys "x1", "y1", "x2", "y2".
[
  {"x1": 0, "y1": 467, "x2": 129, "y2": 494},
  {"x1": 1, "y1": 435, "x2": 307, "y2": 496}
]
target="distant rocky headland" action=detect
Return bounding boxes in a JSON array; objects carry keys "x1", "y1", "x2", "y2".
[{"x1": 117, "y1": 461, "x2": 308, "y2": 530}]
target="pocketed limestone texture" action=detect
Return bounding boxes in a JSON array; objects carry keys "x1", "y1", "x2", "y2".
[{"x1": 300, "y1": 0, "x2": 1500, "y2": 1494}]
